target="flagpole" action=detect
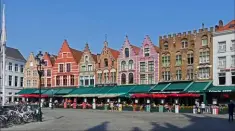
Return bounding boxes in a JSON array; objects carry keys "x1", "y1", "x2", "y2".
[{"x1": 1, "y1": 4, "x2": 6, "y2": 106}]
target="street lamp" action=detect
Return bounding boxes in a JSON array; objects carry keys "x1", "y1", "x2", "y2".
[
  {"x1": 51, "y1": 89, "x2": 54, "y2": 109},
  {"x1": 35, "y1": 51, "x2": 45, "y2": 122}
]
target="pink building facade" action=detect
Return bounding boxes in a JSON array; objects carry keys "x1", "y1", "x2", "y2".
[
  {"x1": 117, "y1": 36, "x2": 140, "y2": 85},
  {"x1": 137, "y1": 35, "x2": 160, "y2": 84}
]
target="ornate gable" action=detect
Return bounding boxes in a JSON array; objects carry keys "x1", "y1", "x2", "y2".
[
  {"x1": 79, "y1": 43, "x2": 97, "y2": 65},
  {"x1": 118, "y1": 36, "x2": 140, "y2": 59},
  {"x1": 24, "y1": 52, "x2": 37, "y2": 70},
  {"x1": 138, "y1": 35, "x2": 158, "y2": 57}
]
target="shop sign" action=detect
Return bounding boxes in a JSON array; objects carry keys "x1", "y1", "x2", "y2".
[{"x1": 209, "y1": 90, "x2": 232, "y2": 92}]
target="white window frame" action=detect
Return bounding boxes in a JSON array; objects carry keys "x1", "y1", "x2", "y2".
[
  {"x1": 198, "y1": 68, "x2": 210, "y2": 79},
  {"x1": 218, "y1": 41, "x2": 226, "y2": 53},
  {"x1": 181, "y1": 40, "x2": 188, "y2": 48},
  {"x1": 144, "y1": 48, "x2": 150, "y2": 57},
  {"x1": 218, "y1": 57, "x2": 226, "y2": 68},
  {"x1": 231, "y1": 40, "x2": 235, "y2": 51},
  {"x1": 231, "y1": 55, "x2": 235, "y2": 67}
]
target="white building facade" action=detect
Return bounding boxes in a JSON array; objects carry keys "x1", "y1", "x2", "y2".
[
  {"x1": 0, "y1": 47, "x2": 26, "y2": 102},
  {"x1": 213, "y1": 20, "x2": 235, "y2": 86}
]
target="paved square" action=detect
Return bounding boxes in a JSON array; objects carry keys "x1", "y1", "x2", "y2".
[{"x1": 2, "y1": 108, "x2": 235, "y2": 131}]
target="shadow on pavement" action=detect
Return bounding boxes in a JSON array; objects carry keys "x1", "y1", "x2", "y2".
[{"x1": 86, "y1": 121, "x2": 109, "y2": 131}]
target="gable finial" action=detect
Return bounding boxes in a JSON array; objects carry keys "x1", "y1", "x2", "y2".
[
  {"x1": 105, "y1": 34, "x2": 107, "y2": 42},
  {"x1": 202, "y1": 23, "x2": 204, "y2": 29}
]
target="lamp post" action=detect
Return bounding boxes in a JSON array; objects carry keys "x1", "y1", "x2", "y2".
[
  {"x1": 51, "y1": 89, "x2": 54, "y2": 109},
  {"x1": 35, "y1": 51, "x2": 45, "y2": 122}
]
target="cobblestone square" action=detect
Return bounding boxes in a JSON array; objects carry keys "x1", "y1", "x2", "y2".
[{"x1": 2, "y1": 108, "x2": 235, "y2": 131}]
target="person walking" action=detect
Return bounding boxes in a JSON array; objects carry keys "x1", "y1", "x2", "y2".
[
  {"x1": 201, "y1": 102, "x2": 205, "y2": 114},
  {"x1": 228, "y1": 100, "x2": 234, "y2": 122}
]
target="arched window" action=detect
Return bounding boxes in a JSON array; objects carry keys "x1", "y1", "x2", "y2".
[
  {"x1": 124, "y1": 48, "x2": 129, "y2": 57},
  {"x1": 121, "y1": 73, "x2": 126, "y2": 84},
  {"x1": 104, "y1": 58, "x2": 108, "y2": 67},
  {"x1": 128, "y1": 73, "x2": 134, "y2": 84},
  {"x1": 128, "y1": 60, "x2": 134, "y2": 70},
  {"x1": 121, "y1": 61, "x2": 126, "y2": 71},
  {"x1": 181, "y1": 39, "x2": 188, "y2": 48},
  {"x1": 164, "y1": 42, "x2": 168, "y2": 50},
  {"x1": 187, "y1": 51, "x2": 194, "y2": 65},
  {"x1": 202, "y1": 36, "x2": 208, "y2": 46},
  {"x1": 176, "y1": 52, "x2": 182, "y2": 66}
]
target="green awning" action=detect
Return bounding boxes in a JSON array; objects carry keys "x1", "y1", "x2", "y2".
[
  {"x1": 43, "y1": 89, "x2": 60, "y2": 96},
  {"x1": 129, "y1": 85, "x2": 153, "y2": 93},
  {"x1": 151, "y1": 83, "x2": 169, "y2": 92},
  {"x1": 107, "y1": 85, "x2": 134, "y2": 94},
  {"x1": 185, "y1": 81, "x2": 212, "y2": 93},
  {"x1": 164, "y1": 82, "x2": 192, "y2": 91},
  {"x1": 33, "y1": 89, "x2": 48, "y2": 94},
  {"x1": 55, "y1": 88, "x2": 75, "y2": 95},
  {"x1": 69, "y1": 87, "x2": 93, "y2": 95},
  {"x1": 17, "y1": 88, "x2": 37, "y2": 95},
  {"x1": 207, "y1": 86, "x2": 235, "y2": 92}
]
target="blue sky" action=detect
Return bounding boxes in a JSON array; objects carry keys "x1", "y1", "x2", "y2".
[{"x1": 4, "y1": 0, "x2": 234, "y2": 58}]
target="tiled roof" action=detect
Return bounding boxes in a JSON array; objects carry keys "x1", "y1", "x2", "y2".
[
  {"x1": 130, "y1": 44, "x2": 141, "y2": 54},
  {"x1": 91, "y1": 54, "x2": 98, "y2": 63},
  {"x1": 5, "y1": 47, "x2": 26, "y2": 62},
  {"x1": 70, "y1": 48, "x2": 83, "y2": 63},
  {"x1": 154, "y1": 45, "x2": 160, "y2": 53},
  {"x1": 49, "y1": 54, "x2": 57, "y2": 66},
  {"x1": 108, "y1": 47, "x2": 119, "y2": 59},
  {"x1": 216, "y1": 20, "x2": 235, "y2": 32}
]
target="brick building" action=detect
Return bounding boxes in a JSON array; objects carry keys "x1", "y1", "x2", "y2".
[
  {"x1": 96, "y1": 40, "x2": 119, "y2": 85},
  {"x1": 137, "y1": 35, "x2": 160, "y2": 84},
  {"x1": 78, "y1": 43, "x2": 97, "y2": 87},
  {"x1": 159, "y1": 24, "x2": 214, "y2": 82},
  {"x1": 117, "y1": 36, "x2": 140, "y2": 85},
  {"x1": 52, "y1": 40, "x2": 83, "y2": 87}
]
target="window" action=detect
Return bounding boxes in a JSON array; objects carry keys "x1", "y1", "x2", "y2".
[
  {"x1": 218, "y1": 42, "x2": 226, "y2": 52},
  {"x1": 66, "y1": 63, "x2": 71, "y2": 72},
  {"x1": 187, "y1": 69, "x2": 194, "y2": 80},
  {"x1": 121, "y1": 61, "x2": 126, "y2": 71},
  {"x1": 181, "y1": 39, "x2": 188, "y2": 48},
  {"x1": 162, "y1": 71, "x2": 171, "y2": 81},
  {"x1": 27, "y1": 70, "x2": 31, "y2": 76},
  {"x1": 104, "y1": 72, "x2": 109, "y2": 83},
  {"x1": 144, "y1": 48, "x2": 150, "y2": 57},
  {"x1": 41, "y1": 78, "x2": 44, "y2": 87},
  {"x1": 176, "y1": 54, "x2": 182, "y2": 66},
  {"x1": 124, "y1": 48, "x2": 129, "y2": 57},
  {"x1": 88, "y1": 65, "x2": 92, "y2": 71},
  {"x1": 128, "y1": 73, "x2": 134, "y2": 84},
  {"x1": 202, "y1": 36, "x2": 208, "y2": 46},
  {"x1": 59, "y1": 64, "x2": 64, "y2": 72},
  {"x1": 176, "y1": 69, "x2": 182, "y2": 80},
  {"x1": 198, "y1": 68, "x2": 210, "y2": 79},
  {"x1": 164, "y1": 42, "x2": 168, "y2": 50},
  {"x1": 121, "y1": 74, "x2": 126, "y2": 84},
  {"x1": 85, "y1": 76, "x2": 89, "y2": 86},
  {"x1": 15, "y1": 64, "x2": 18, "y2": 72},
  {"x1": 20, "y1": 65, "x2": 24, "y2": 73},
  {"x1": 112, "y1": 60, "x2": 114, "y2": 66},
  {"x1": 148, "y1": 61, "x2": 154, "y2": 72},
  {"x1": 44, "y1": 61, "x2": 48, "y2": 66},
  {"x1": 20, "y1": 77, "x2": 23, "y2": 87},
  {"x1": 8, "y1": 75, "x2": 12, "y2": 86},
  {"x1": 187, "y1": 53, "x2": 194, "y2": 65},
  {"x1": 128, "y1": 60, "x2": 133, "y2": 70},
  {"x1": 56, "y1": 76, "x2": 60, "y2": 86},
  {"x1": 32, "y1": 80, "x2": 36, "y2": 87},
  {"x1": 84, "y1": 56, "x2": 88, "y2": 62},
  {"x1": 148, "y1": 74, "x2": 154, "y2": 84},
  {"x1": 231, "y1": 72, "x2": 235, "y2": 84},
  {"x1": 90, "y1": 76, "x2": 94, "y2": 85},
  {"x1": 70, "y1": 75, "x2": 75, "y2": 85},
  {"x1": 98, "y1": 73, "x2": 102, "y2": 84},
  {"x1": 82, "y1": 66, "x2": 86, "y2": 71},
  {"x1": 47, "y1": 78, "x2": 51, "y2": 87},
  {"x1": 104, "y1": 58, "x2": 108, "y2": 67},
  {"x1": 140, "y1": 62, "x2": 145, "y2": 72},
  {"x1": 231, "y1": 40, "x2": 235, "y2": 51},
  {"x1": 62, "y1": 53, "x2": 68, "y2": 58},
  {"x1": 47, "y1": 70, "x2": 51, "y2": 76},
  {"x1": 231, "y1": 55, "x2": 235, "y2": 67},
  {"x1": 30, "y1": 62, "x2": 33, "y2": 67},
  {"x1": 14, "y1": 76, "x2": 18, "y2": 87},
  {"x1": 162, "y1": 55, "x2": 170, "y2": 67},
  {"x1": 218, "y1": 73, "x2": 226, "y2": 85},
  {"x1": 218, "y1": 57, "x2": 226, "y2": 68},
  {"x1": 33, "y1": 70, "x2": 38, "y2": 76},
  {"x1": 199, "y1": 51, "x2": 210, "y2": 63},
  {"x1": 140, "y1": 74, "x2": 146, "y2": 84},
  {"x1": 27, "y1": 80, "x2": 31, "y2": 87},
  {"x1": 8, "y1": 62, "x2": 12, "y2": 71},
  {"x1": 63, "y1": 76, "x2": 67, "y2": 86},
  {"x1": 111, "y1": 72, "x2": 116, "y2": 83}
]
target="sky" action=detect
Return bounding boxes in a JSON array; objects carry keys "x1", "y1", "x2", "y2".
[{"x1": 4, "y1": 0, "x2": 235, "y2": 58}]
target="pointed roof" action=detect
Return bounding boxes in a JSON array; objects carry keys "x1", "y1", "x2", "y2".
[
  {"x1": 123, "y1": 35, "x2": 140, "y2": 55},
  {"x1": 216, "y1": 20, "x2": 235, "y2": 32},
  {"x1": 44, "y1": 52, "x2": 57, "y2": 66},
  {"x1": 91, "y1": 54, "x2": 98, "y2": 63},
  {"x1": 5, "y1": 47, "x2": 26, "y2": 62},
  {"x1": 154, "y1": 46, "x2": 160, "y2": 53},
  {"x1": 108, "y1": 47, "x2": 119, "y2": 59},
  {"x1": 70, "y1": 48, "x2": 83, "y2": 63}
]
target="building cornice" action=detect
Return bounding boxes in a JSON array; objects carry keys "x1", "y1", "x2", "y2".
[{"x1": 213, "y1": 30, "x2": 235, "y2": 36}]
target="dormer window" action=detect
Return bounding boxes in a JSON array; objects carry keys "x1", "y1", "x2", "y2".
[
  {"x1": 164, "y1": 42, "x2": 168, "y2": 50},
  {"x1": 62, "y1": 53, "x2": 68, "y2": 58},
  {"x1": 144, "y1": 48, "x2": 150, "y2": 57},
  {"x1": 104, "y1": 58, "x2": 108, "y2": 67},
  {"x1": 202, "y1": 36, "x2": 208, "y2": 46},
  {"x1": 124, "y1": 48, "x2": 129, "y2": 58},
  {"x1": 84, "y1": 56, "x2": 88, "y2": 62},
  {"x1": 181, "y1": 39, "x2": 188, "y2": 48}
]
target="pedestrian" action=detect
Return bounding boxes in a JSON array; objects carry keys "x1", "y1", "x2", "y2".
[
  {"x1": 228, "y1": 100, "x2": 234, "y2": 122},
  {"x1": 201, "y1": 102, "x2": 205, "y2": 113}
]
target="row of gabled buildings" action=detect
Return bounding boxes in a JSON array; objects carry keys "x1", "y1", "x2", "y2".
[{"x1": 23, "y1": 20, "x2": 235, "y2": 89}]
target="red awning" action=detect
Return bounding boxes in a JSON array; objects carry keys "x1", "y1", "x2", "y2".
[
  {"x1": 167, "y1": 93, "x2": 200, "y2": 97},
  {"x1": 21, "y1": 94, "x2": 48, "y2": 98},
  {"x1": 152, "y1": 94, "x2": 167, "y2": 98},
  {"x1": 131, "y1": 93, "x2": 152, "y2": 98}
]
